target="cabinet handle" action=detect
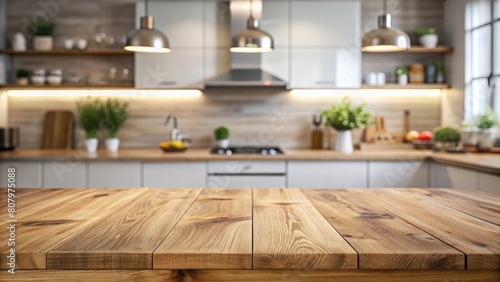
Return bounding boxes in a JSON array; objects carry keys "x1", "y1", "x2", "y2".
[
  {"x1": 160, "y1": 81, "x2": 177, "y2": 85},
  {"x1": 316, "y1": 81, "x2": 336, "y2": 85}
]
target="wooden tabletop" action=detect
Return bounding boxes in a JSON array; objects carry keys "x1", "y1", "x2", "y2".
[{"x1": 1, "y1": 188, "x2": 499, "y2": 281}]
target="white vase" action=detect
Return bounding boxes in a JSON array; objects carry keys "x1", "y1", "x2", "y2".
[
  {"x1": 33, "y1": 36, "x2": 53, "y2": 51},
  {"x1": 335, "y1": 130, "x2": 353, "y2": 153},
  {"x1": 460, "y1": 127, "x2": 478, "y2": 147},
  {"x1": 12, "y1": 32, "x2": 27, "y2": 52},
  {"x1": 477, "y1": 128, "x2": 497, "y2": 149},
  {"x1": 85, "y1": 138, "x2": 98, "y2": 153},
  {"x1": 419, "y1": 34, "x2": 438, "y2": 48},
  {"x1": 218, "y1": 139, "x2": 229, "y2": 149},
  {"x1": 105, "y1": 138, "x2": 120, "y2": 152}
]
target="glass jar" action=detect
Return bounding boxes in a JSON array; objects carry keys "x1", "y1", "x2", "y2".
[{"x1": 409, "y1": 64, "x2": 425, "y2": 83}]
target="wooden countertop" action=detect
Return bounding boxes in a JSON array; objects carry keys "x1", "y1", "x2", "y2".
[
  {"x1": 1, "y1": 188, "x2": 498, "y2": 281},
  {"x1": 2, "y1": 148, "x2": 499, "y2": 175}
]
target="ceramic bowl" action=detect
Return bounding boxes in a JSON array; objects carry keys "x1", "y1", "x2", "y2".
[
  {"x1": 47, "y1": 75, "x2": 63, "y2": 85},
  {"x1": 31, "y1": 75, "x2": 45, "y2": 85}
]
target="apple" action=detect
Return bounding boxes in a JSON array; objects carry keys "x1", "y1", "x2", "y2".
[
  {"x1": 418, "y1": 130, "x2": 433, "y2": 141},
  {"x1": 405, "y1": 130, "x2": 420, "y2": 141}
]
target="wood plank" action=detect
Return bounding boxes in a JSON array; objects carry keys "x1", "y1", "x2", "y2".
[
  {"x1": 0, "y1": 189, "x2": 151, "y2": 269},
  {"x1": 0, "y1": 270, "x2": 179, "y2": 281},
  {"x1": 351, "y1": 189, "x2": 500, "y2": 269},
  {"x1": 361, "y1": 83, "x2": 449, "y2": 89},
  {"x1": 363, "y1": 46, "x2": 453, "y2": 54},
  {"x1": 0, "y1": 84, "x2": 134, "y2": 89},
  {"x1": 302, "y1": 189, "x2": 464, "y2": 269},
  {"x1": 154, "y1": 189, "x2": 252, "y2": 269},
  {"x1": 252, "y1": 189, "x2": 357, "y2": 270},
  {"x1": 47, "y1": 188, "x2": 202, "y2": 270},
  {"x1": 180, "y1": 269, "x2": 500, "y2": 282},
  {"x1": 405, "y1": 188, "x2": 500, "y2": 225}
]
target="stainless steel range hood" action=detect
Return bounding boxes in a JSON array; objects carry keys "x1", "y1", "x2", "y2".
[{"x1": 205, "y1": 0, "x2": 287, "y2": 87}]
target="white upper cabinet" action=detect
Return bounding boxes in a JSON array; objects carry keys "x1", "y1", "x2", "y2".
[
  {"x1": 136, "y1": 50, "x2": 203, "y2": 88},
  {"x1": 289, "y1": 47, "x2": 360, "y2": 88},
  {"x1": 135, "y1": 1, "x2": 204, "y2": 88},
  {"x1": 261, "y1": 1, "x2": 290, "y2": 47},
  {"x1": 290, "y1": 1, "x2": 360, "y2": 46},
  {"x1": 289, "y1": 0, "x2": 361, "y2": 89},
  {"x1": 147, "y1": 1, "x2": 203, "y2": 47}
]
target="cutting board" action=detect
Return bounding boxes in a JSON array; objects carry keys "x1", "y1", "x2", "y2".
[{"x1": 42, "y1": 111, "x2": 75, "y2": 149}]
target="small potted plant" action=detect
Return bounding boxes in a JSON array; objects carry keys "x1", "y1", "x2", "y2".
[
  {"x1": 76, "y1": 97, "x2": 102, "y2": 153},
  {"x1": 396, "y1": 66, "x2": 408, "y2": 86},
  {"x1": 321, "y1": 97, "x2": 372, "y2": 153},
  {"x1": 15, "y1": 68, "x2": 29, "y2": 85},
  {"x1": 30, "y1": 19, "x2": 55, "y2": 51},
  {"x1": 214, "y1": 126, "x2": 230, "y2": 148},
  {"x1": 475, "y1": 108, "x2": 499, "y2": 149},
  {"x1": 102, "y1": 99, "x2": 129, "y2": 152},
  {"x1": 433, "y1": 126, "x2": 461, "y2": 151},
  {"x1": 414, "y1": 27, "x2": 438, "y2": 48}
]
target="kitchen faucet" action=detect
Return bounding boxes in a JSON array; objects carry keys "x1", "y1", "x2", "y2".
[{"x1": 164, "y1": 115, "x2": 179, "y2": 141}]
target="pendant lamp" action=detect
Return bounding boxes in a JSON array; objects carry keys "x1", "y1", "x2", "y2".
[
  {"x1": 230, "y1": 0, "x2": 274, "y2": 53},
  {"x1": 124, "y1": 0, "x2": 170, "y2": 53},
  {"x1": 361, "y1": 0, "x2": 410, "y2": 52}
]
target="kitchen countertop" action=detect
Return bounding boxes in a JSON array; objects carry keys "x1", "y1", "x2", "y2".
[
  {"x1": 1, "y1": 148, "x2": 499, "y2": 175},
  {"x1": 1, "y1": 188, "x2": 498, "y2": 281}
]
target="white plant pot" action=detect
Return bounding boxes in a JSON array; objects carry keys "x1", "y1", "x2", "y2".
[
  {"x1": 218, "y1": 139, "x2": 229, "y2": 149},
  {"x1": 105, "y1": 138, "x2": 120, "y2": 152},
  {"x1": 33, "y1": 36, "x2": 53, "y2": 51},
  {"x1": 477, "y1": 128, "x2": 497, "y2": 149},
  {"x1": 419, "y1": 34, "x2": 438, "y2": 48},
  {"x1": 461, "y1": 128, "x2": 478, "y2": 147},
  {"x1": 335, "y1": 130, "x2": 353, "y2": 153},
  {"x1": 85, "y1": 138, "x2": 98, "y2": 153}
]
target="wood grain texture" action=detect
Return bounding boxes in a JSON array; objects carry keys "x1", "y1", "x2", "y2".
[
  {"x1": 0, "y1": 270, "x2": 179, "y2": 281},
  {"x1": 252, "y1": 189, "x2": 357, "y2": 270},
  {"x1": 0, "y1": 189, "x2": 150, "y2": 269},
  {"x1": 47, "y1": 189, "x2": 202, "y2": 270},
  {"x1": 404, "y1": 188, "x2": 500, "y2": 225},
  {"x1": 154, "y1": 189, "x2": 252, "y2": 269},
  {"x1": 42, "y1": 111, "x2": 74, "y2": 149},
  {"x1": 1, "y1": 270, "x2": 499, "y2": 282},
  {"x1": 303, "y1": 189, "x2": 464, "y2": 269},
  {"x1": 351, "y1": 189, "x2": 500, "y2": 269}
]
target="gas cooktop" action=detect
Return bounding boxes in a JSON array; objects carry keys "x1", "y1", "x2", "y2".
[{"x1": 210, "y1": 146, "x2": 284, "y2": 156}]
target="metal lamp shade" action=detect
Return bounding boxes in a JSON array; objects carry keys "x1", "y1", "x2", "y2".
[
  {"x1": 230, "y1": 17, "x2": 274, "y2": 53},
  {"x1": 362, "y1": 14, "x2": 411, "y2": 52},
  {"x1": 124, "y1": 16, "x2": 171, "y2": 53}
]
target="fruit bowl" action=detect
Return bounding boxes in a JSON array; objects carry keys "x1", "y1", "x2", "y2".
[
  {"x1": 160, "y1": 141, "x2": 189, "y2": 153},
  {"x1": 412, "y1": 140, "x2": 433, "y2": 150}
]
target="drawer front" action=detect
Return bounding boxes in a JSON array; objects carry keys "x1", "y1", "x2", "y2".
[
  {"x1": 208, "y1": 161, "x2": 286, "y2": 174},
  {"x1": 207, "y1": 175, "x2": 286, "y2": 189}
]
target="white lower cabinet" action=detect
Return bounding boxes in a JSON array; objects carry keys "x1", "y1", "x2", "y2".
[
  {"x1": 143, "y1": 162, "x2": 206, "y2": 188},
  {"x1": 369, "y1": 161, "x2": 429, "y2": 188},
  {"x1": 287, "y1": 161, "x2": 367, "y2": 189},
  {"x1": 43, "y1": 161, "x2": 86, "y2": 188},
  {"x1": 0, "y1": 161, "x2": 42, "y2": 188},
  {"x1": 477, "y1": 172, "x2": 500, "y2": 194},
  {"x1": 88, "y1": 162, "x2": 141, "y2": 188},
  {"x1": 430, "y1": 163, "x2": 478, "y2": 190}
]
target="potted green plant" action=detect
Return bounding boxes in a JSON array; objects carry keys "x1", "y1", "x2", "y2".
[
  {"x1": 76, "y1": 97, "x2": 102, "y2": 153},
  {"x1": 15, "y1": 68, "x2": 29, "y2": 85},
  {"x1": 396, "y1": 66, "x2": 408, "y2": 86},
  {"x1": 102, "y1": 99, "x2": 129, "y2": 152},
  {"x1": 475, "y1": 108, "x2": 499, "y2": 149},
  {"x1": 414, "y1": 27, "x2": 438, "y2": 48},
  {"x1": 433, "y1": 126, "x2": 461, "y2": 150},
  {"x1": 30, "y1": 19, "x2": 55, "y2": 51},
  {"x1": 214, "y1": 126, "x2": 230, "y2": 148},
  {"x1": 321, "y1": 97, "x2": 372, "y2": 153}
]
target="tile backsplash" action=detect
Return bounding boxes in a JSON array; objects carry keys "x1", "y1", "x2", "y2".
[{"x1": 7, "y1": 88, "x2": 441, "y2": 149}]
